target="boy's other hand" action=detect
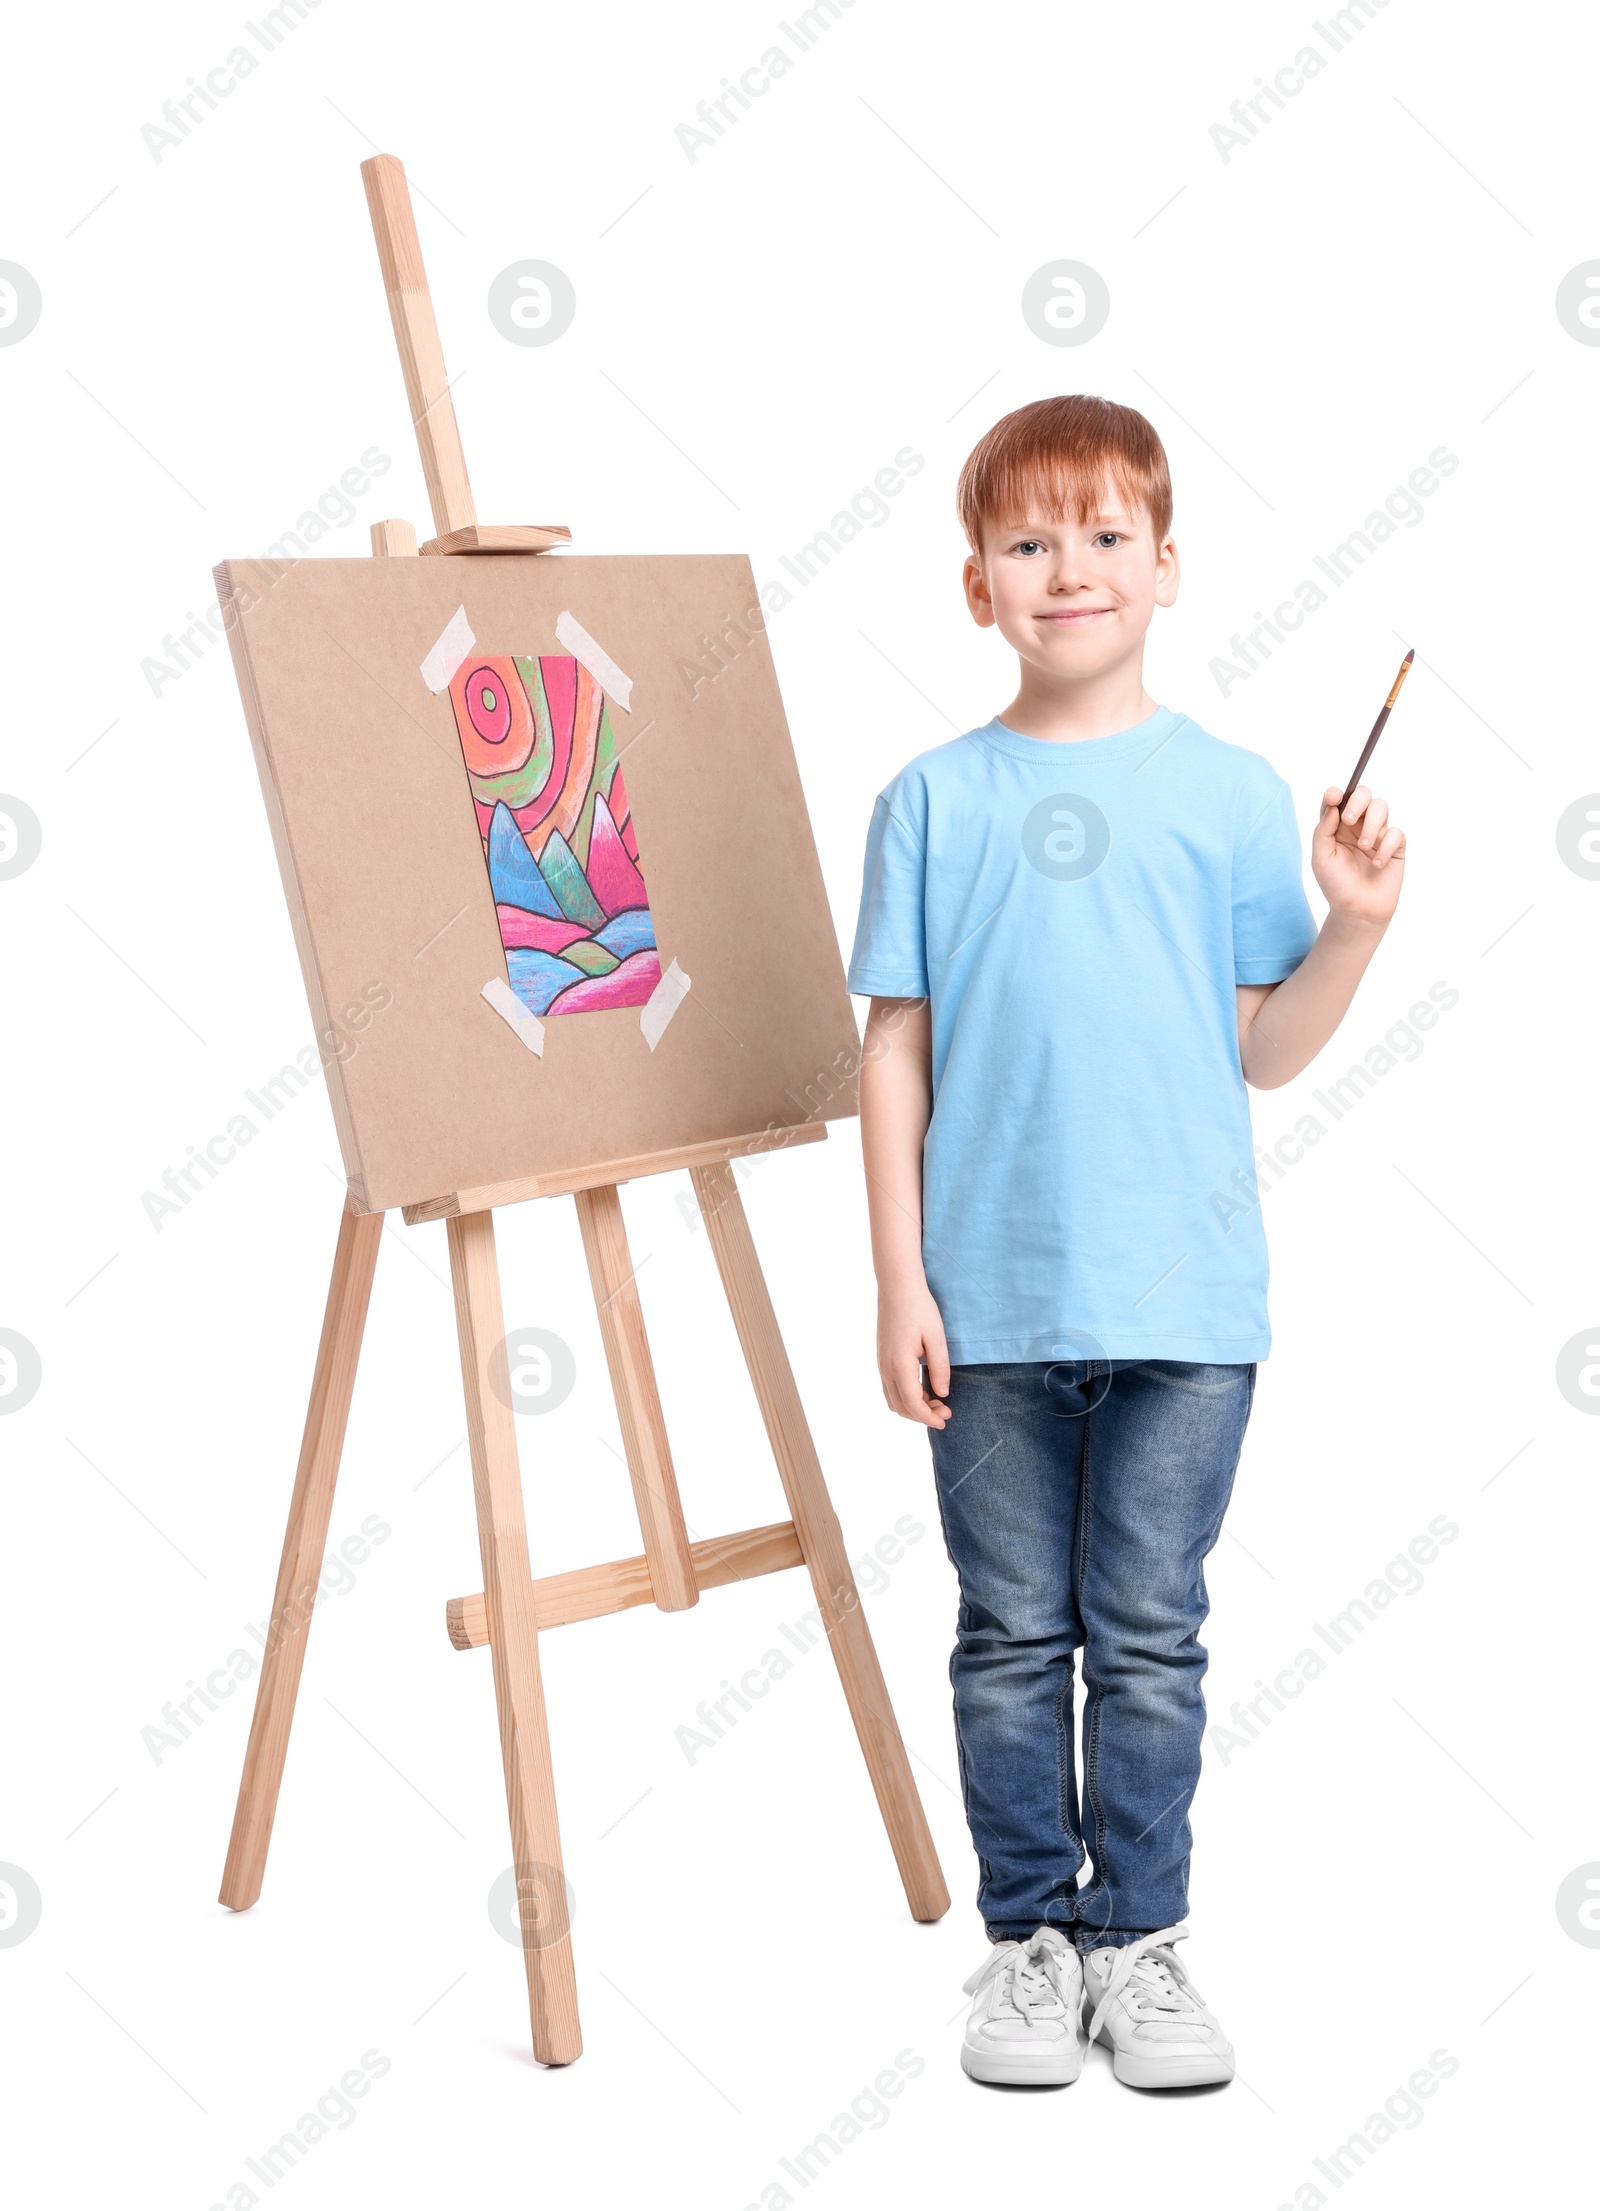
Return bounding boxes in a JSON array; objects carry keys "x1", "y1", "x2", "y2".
[
  {"x1": 878, "y1": 1283, "x2": 953, "y2": 1428},
  {"x1": 1313, "y1": 783, "x2": 1405, "y2": 929}
]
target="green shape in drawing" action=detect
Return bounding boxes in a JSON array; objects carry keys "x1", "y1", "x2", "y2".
[
  {"x1": 557, "y1": 939, "x2": 621, "y2": 978},
  {"x1": 538, "y1": 826, "x2": 606, "y2": 927}
]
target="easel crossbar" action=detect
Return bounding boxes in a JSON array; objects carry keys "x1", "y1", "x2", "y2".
[{"x1": 447, "y1": 1518, "x2": 804, "y2": 1647}]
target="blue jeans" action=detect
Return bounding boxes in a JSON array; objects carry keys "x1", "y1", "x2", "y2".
[{"x1": 928, "y1": 1359, "x2": 1255, "y2": 1949}]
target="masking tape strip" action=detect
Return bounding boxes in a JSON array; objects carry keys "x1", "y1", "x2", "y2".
[
  {"x1": 640, "y1": 957, "x2": 690, "y2": 1051},
  {"x1": 421, "y1": 605, "x2": 475, "y2": 694},
  {"x1": 481, "y1": 976, "x2": 545, "y2": 1057},
  {"x1": 555, "y1": 609, "x2": 633, "y2": 712}
]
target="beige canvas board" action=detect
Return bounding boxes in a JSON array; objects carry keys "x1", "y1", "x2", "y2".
[{"x1": 215, "y1": 552, "x2": 861, "y2": 1214}]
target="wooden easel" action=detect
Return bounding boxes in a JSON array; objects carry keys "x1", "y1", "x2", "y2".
[{"x1": 218, "y1": 155, "x2": 948, "y2": 2066}]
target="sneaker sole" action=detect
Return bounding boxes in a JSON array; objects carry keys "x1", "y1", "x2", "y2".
[
  {"x1": 961, "y1": 2041, "x2": 1084, "y2": 2088},
  {"x1": 1104, "y1": 2046, "x2": 1234, "y2": 2090}
]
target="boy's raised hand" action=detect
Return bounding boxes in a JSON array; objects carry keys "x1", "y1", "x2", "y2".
[
  {"x1": 878, "y1": 1283, "x2": 953, "y2": 1429},
  {"x1": 1313, "y1": 783, "x2": 1406, "y2": 928}
]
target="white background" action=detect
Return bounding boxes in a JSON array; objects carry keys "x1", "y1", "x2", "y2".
[{"x1": 2, "y1": 0, "x2": 1595, "y2": 2204}]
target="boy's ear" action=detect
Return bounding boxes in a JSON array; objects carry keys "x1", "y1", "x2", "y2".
[
  {"x1": 963, "y1": 551, "x2": 997, "y2": 628},
  {"x1": 1154, "y1": 535, "x2": 1180, "y2": 609}
]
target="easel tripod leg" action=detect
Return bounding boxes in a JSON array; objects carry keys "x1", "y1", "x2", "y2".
[
  {"x1": 220, "y1": 1195, "x2": 384, "y2": 1911},
  {"x1": 573, "y1": 1182, "x2": 698, "y2": 1611},
  {"x1": 689, "y1": 1166, "x2": 950, "y2": 1922},
  {"x1": 447, "y1": 1208, "x2": 582, "y2": 2064}
]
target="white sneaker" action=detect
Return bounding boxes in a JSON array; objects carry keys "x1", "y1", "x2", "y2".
[
  {"x1": 1081, "y1": 1924, "x2": 1235, "y2": 2088},
  {"x1": 960, "y1": 1929, "x2": 1084, "y2": 2086}
]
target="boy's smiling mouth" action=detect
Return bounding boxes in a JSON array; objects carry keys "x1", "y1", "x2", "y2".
[{"x1": 1038, "y1": 606, "x2": 1113, "y2": 623}]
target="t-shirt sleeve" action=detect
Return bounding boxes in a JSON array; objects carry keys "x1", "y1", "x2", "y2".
[
  {"x1": 1232, "y1": 774, "x2": 1318, "y2": 984},
  {"x1": 846, "y1": 778, "x2": 929, "y2": 997}
]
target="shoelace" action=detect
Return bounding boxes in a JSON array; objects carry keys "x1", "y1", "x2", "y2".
[
  {"x1": 1085, "y1": 1922, "x2": 1206, "y2": 2043},
  {"x1": 965, "y1": 1929, "x2": 1074, "y2": 2022}
]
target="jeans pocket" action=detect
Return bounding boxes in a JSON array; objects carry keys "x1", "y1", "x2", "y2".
[{"x1": 1141, "y1": 1359, "x2": 1255, "y2": 1397}]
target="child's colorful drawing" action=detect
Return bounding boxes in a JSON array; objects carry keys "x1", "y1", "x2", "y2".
[{"x1": 447, "y1": 652, "x2": 660, "y2": 1018}]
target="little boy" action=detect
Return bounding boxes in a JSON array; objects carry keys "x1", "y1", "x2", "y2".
[{"x1": 848, "y1": 395, "x2": 1404, "y2": 2089}]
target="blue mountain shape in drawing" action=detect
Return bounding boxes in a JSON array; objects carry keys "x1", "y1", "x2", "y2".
[
  {"x1": 593, "y1": 908, "x2": 656, "y2": 961},
  {"x1": 488, "y1": 802, "x2": 562, "y2": 918},
  {"x1": 506, "y1": 947, "x2": 587, "y2": 1016}
]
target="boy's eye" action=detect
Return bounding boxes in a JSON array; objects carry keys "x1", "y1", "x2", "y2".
[
  {"x1": 1092, "y1": 531, "x2": 1122, "y2": 549},
  {"x1": 1014, "y1": 539, "x2": 1046, "y2": 556}
]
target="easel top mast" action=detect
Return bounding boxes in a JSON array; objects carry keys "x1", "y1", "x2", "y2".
[{"x1": 360, "y1": 154, "x2": 477, "y2": 541}]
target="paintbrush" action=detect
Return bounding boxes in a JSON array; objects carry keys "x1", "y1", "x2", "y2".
[{"x1": 1335, "y1": 648, "x2": 1413, "y2": 817}]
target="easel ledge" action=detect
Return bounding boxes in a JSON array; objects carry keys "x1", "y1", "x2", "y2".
[
  {"x1": 384, "y1": 1119, "x2": 826, "y2": 1224},
  {"x1": 420, "y1": 523, "x2": 570, "y2": 556}
]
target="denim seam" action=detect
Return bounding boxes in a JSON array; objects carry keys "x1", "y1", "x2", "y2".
[
  {"x1": 947, "y1": 1639, "x2": 993, "y2": 1918},
  {"x1": 1077, "y1": 1406, "x2": 1112, "y2": 1926},
  {"x1": 1190, "y1": 1364, "x2": 1258, "y2": 1772},
  {"x1": 932, "y1": 1442, "x2": 1021, "y2": 1925},
  {"x1": 1052, "y1": 1659, "x2": 1086, "y2": 1904}
]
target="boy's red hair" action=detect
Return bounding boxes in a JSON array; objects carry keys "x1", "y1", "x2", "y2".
[{"x1": 957, "y1": 394, "x2": 1172, "y2": 552}]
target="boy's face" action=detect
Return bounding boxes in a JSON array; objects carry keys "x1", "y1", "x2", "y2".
[{"x1": 962, "y1": 489, "x2": 1178, "y2": 683}]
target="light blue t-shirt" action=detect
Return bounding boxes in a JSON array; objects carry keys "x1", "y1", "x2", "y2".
[{"x1": 846, "y1": 707, "x2": 1317, "y2": 1364}]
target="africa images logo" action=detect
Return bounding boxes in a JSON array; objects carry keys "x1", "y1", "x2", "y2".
[{"x1": 1022, "y1": 794, "x2": 1111, "y2": 882}]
